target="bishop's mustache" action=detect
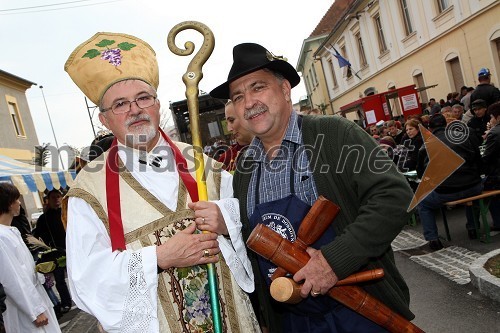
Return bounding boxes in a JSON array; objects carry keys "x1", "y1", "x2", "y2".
[{"x1": 125, "y1": 114, "x2": 151, "y2": 126}]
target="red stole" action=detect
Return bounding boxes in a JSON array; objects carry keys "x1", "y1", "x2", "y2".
[{"x1": 105, "y1": 129, "x2": 199, "y2": 251}]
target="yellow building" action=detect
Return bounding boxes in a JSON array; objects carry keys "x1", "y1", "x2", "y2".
[
  {"x1": 298, "y1": 0, "x2": 500, "y2": 123},
  {"x1": 0, "y1": 69, "x2": 39, "y2": 162}
]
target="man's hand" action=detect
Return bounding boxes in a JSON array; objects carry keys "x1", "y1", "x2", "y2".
[
  {"x1": 156, "y1": 223, "x2": 220, "y2": 269},
  {"x1": 188, "y1": 201, "x2": 229, "y2": 236},
  {"x1": 293, "y1": 247, "x2": 338, "y2": 298},
  {"x1": 34, "y1": 313, "x2": 48, "y2": 327}
]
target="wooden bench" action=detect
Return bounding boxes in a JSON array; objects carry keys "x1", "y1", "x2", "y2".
[{"x1": 442, "y1": 190, "x2": 500, "y2": 243}]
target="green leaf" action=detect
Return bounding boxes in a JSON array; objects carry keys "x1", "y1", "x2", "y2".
[
  {"x1": 117, "y1": 42, "x2": 136, "y2": 51},
  {"x1": 82, "y1": 49, "x2": 101, "y2": 59},
  {"x1": 177, "y1": 267, "x2": 190, "y2": 279},
  {"x1": 95, "y1": 39, "x2": 115, "y2": 47},
  {"x1": 189, "y1": 279, "x2": 202, "y2": 290}
]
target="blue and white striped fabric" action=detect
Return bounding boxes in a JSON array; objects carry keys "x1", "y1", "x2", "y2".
[{"x1": 0, "y1": 154, "x2": 76, "y2": 194}]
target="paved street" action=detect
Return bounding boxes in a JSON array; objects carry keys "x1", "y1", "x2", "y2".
[
  {"x1": 60, "y1": 309, "x2": 100, "y2": 333},
  {"x1": 60, "y1": 205, "x2": 500, "y2": 333},
  {"x1": 395, "y1": 205, "x2": 500, "y2": 333}
]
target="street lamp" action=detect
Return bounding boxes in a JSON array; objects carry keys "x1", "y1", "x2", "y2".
[
  {"x1": 84, "y1": 97, "x2": 97, "y2": 137},
  {"x1": 39, "y1": 85, "x2": 65, "y2": 169}
]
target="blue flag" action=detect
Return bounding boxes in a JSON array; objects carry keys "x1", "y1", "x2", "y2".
[{"x1": 325, "y1": 46, "x2": 351, "y2": 68}]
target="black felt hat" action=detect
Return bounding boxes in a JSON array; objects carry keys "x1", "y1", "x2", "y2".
[
  {"x1": 471, "y1": 99, "x2": 488, "y2": 110},
  {"x1": 210, "y1": 43, "x2": 300, "y2": 99}
]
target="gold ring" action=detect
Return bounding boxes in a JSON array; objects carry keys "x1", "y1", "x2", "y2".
[
  {"x1": 203, "y1": 249, "x2": 210, "y2": 258},
  {"x1": 311, "y1": 290, "x2": 320, "y2": 296}
]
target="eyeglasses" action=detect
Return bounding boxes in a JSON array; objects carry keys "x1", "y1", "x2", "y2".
[{"x1": 101, "y1": 95, "x2": 157, "y2": 115}]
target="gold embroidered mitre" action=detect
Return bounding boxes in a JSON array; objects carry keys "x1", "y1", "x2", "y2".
[{"x1": 64, "y1": 32, "x2": 159, "y2": 105}]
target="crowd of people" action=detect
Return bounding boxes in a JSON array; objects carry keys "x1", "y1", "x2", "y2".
[{"x1": 366, "y1": 67, "x2": 500, "y2": 250}]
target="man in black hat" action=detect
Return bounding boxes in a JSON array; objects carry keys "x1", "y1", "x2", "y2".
[
  {"x1": 470, "y1": 68, "x2": 500, "y2": 108},
  {"x1": 210, "y1": 43, "x2": 415, "y2": 332},
  {"x1": 468, "y1": 99, "x2": 489, "y2": 143}
]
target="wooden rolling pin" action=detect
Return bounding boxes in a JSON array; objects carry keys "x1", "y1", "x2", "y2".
[
  {"x1": 247, "y1": 222, "x2": 424, "y2": 333},
  {"x1": 270, "y1": 269, "x2": 384, "y2": 304}
]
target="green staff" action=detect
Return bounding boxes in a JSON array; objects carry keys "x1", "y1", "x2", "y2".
[{"x1": 167, "y1": 21, "x2": 222, "y2": 333}]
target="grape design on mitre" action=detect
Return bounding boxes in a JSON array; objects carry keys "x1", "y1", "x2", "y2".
[{"x1": 82, "y1": 39, "x2": 136, "y2": 67}]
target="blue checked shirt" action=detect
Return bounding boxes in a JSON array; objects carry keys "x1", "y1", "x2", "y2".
[{"x1": 245, "y1": 111, "x2": 319, "y2": 218}]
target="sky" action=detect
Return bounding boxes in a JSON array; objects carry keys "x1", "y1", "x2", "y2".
[{"x1": 1, "y1": 0, "x2": 333, "y2": 159}]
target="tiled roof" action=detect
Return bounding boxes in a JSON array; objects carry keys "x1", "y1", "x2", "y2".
[{"x1": 309, "y1": 0, "x2": 357, "y2": 38}]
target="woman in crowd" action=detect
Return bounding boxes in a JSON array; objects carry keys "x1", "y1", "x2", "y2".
[
  {"x1": 0, "y1": 183, "x2": 61, "y2": 333},
  {"x1": 399, "y1": 119, "x2": 424, "y2": 172}
]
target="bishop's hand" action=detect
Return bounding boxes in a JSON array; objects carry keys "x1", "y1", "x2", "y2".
[{"x1": 156, "y1": 223, "x2": 220, "y2": 269}]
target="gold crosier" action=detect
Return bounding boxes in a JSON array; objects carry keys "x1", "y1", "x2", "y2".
[{"x1": 167, "y1": 21, "x2": 222, "y2": 333}]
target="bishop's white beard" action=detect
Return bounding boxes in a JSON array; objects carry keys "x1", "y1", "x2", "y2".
[{"x1": 124, "y1": 114, "x2": 158, "y2": 148}]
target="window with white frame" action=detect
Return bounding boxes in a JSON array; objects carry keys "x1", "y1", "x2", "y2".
[
  {"x1": 328, "y1": 59, "x2": 338, "y2": 88},
  {"x1": 308, "y1": 68, "x2": 317, "y2": 88},
  {"x1": 437, "y1": 0, "x2": 450, "y2": 13},
  {"x1": 413, "y1": 72, "x2": 428, "y2": 104},
  {"x1": 340, "y1": 45, "x2": 352, "y2": 78},
  {"x1": 448, "y1": 57, "x2": 464, "y2": 92},
  {"x1": 311, "y1": 65, "x2": 319, "y2": 86},
  {"x1": 7, "y1": 99, "x2": 26, "y2": 137},
  {"x1": 305, "y1": 74, "x2": 312, "y2": 94},
  {"x1": 400, "y1": 0, "x2": 414, "y2": 35},
  {"x1": 490, "y1": 29, "x2": 500, "y2": 76},
  {"x1": 355, "y1": 32, "x2": 368, "y2": 67},
  {"x1": 495, "y1": 38, "x2": 500, "y2": 68},
  {"x1": 374, "y1": 13, "x2": 388, "y2": 54}
]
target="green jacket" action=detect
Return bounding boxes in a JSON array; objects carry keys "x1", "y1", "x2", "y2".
[{"x1": 234, "y1": 115, "x2": 415, "y2": 332}]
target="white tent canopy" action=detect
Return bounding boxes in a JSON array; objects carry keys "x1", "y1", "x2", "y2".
[{"x1": 0, "y1": 154, "x2": 75, "y2": 195}]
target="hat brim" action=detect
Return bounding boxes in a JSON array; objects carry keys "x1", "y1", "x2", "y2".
[{"x1": 210, "y1": 60, "x2": 300, "y2": 99}]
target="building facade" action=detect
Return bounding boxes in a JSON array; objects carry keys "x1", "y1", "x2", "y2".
[
  {"x1": 0, "y1": 70, "x2": 39, "y2": 163},
  {"x1": 0, "y1": 69, "x2": 43, "y2": 219},
  {"x1": 297, "y1": 0, "x2": 356, "y2": 115},
  {"x1": 298, "y1": 0, "x2": 500, "y2": 122}
]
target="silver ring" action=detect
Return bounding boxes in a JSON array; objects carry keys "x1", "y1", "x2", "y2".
[
  {"x1": 202, "y1": 217, "x2": 205, "y2": 224},
  {"x1": 203, "y1": 249, "x2": 210, "y2": 258},
  {"x1": 311, "y1": 290, "x2": 320, "y2": 296}
]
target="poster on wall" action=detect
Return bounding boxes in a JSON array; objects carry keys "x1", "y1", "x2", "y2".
[
  {"x1": 365, "y1": 110, "x2": 377, "y2": 124},
  {"x1": 383, "y1": 102, "x2": 389, "y2": 116},
  {"x1": 401, "y1": 94, "x2": 419, "y2": 112}
]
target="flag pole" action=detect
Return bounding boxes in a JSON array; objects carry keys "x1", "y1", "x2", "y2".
[
  {"x1": 167, "y1": 21, "x2": 222, "y2": 333},
  {"x1": 326, "y1": 44, "x2": 361, "y2": 80}
]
